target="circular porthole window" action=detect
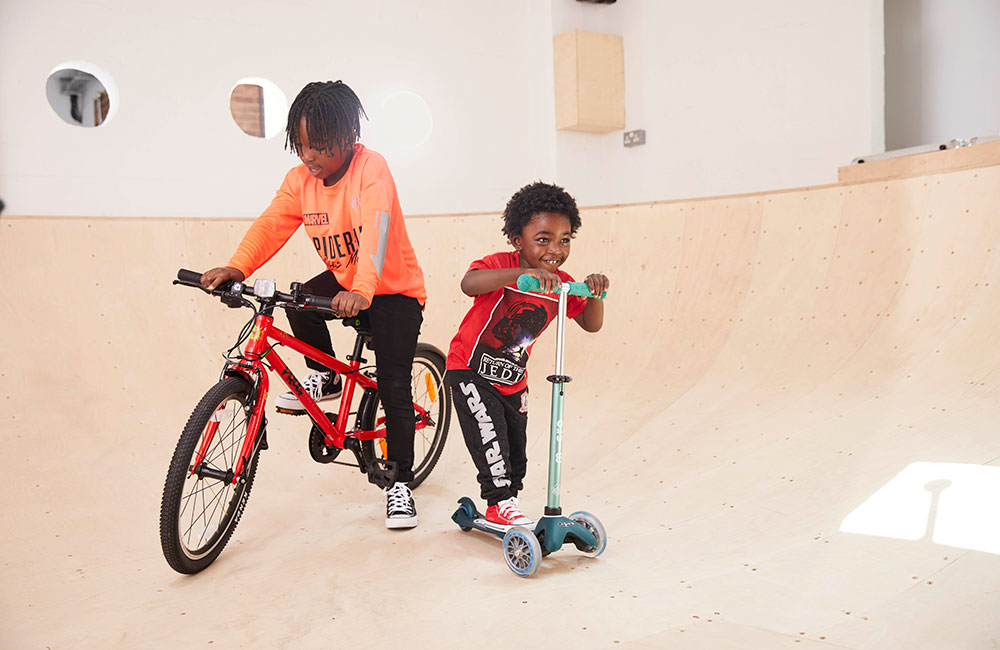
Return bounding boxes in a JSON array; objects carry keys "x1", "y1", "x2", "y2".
[
  {"x1": 45, "y1": 61, "x2": 118, "y2": 128},
  {"x1": 379, "y1": 90, "x2": 433, "y2": 151},
  {"x1": 229, "y1": 78, "x2": 287, "y2": 139}
]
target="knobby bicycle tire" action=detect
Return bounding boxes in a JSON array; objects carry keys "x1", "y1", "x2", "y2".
[{"x1": 159, "y1": 376, "x2": 263, "y2": 574}]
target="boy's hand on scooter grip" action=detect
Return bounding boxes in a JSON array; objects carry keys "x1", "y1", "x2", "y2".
[
  {"x1": 331, "y1": 291, "x2": 370, "y2": 318},
  {"x1": 523, "y1": 268, "x2": 562, "y2": 294},
  {"x1": 201, "y1": 266, "x2": 245, "y2": 291},
  {"x1": 584, "y1": 273, "x2": 610, "y2": 298}
]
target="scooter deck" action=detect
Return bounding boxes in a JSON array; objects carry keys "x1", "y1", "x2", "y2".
[
  {"x1": 452, "y1": 496, "x2": 511, "y2": 539},
  {"x1": 451, "y1": 496, "x2": 600, "y2": 555},
  {"x1": 469, "y1": 517, "x2": 517, "y2": 537}
]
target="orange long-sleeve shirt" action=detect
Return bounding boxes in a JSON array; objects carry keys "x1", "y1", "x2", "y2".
[{"x1": 228, "y1": 144, "x2": 426, "y2": 305}]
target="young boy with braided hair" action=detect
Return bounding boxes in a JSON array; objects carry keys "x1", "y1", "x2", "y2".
[
  {"x1": 446, "y1": 181, "x2": 609, "y2": 527},
  {"x1": 201, "y1": 80, "x2": 426, "y2": 528}
]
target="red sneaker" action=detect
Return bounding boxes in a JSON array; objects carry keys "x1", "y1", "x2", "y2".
[{"x1": 485, "y1": 497, "x2": 534, "y2": 526}]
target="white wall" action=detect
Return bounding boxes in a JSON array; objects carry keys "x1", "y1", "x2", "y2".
[
  {"x1": 0, "y1": 0, "x2": 556, "y2": 218},
  {"x1": 0, "y1": 0, "x2": 884, "y2": 218},
  {"x1": 885, "y1": 0, "x2": 1000, "y2": 150},
  {"x1": 551, "y1": 0, "x2": 884, "y2": 206}
]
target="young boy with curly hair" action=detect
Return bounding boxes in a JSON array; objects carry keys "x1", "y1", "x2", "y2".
[{"x1": 445, "y1": 181, "x2": 609, "y2": 527}]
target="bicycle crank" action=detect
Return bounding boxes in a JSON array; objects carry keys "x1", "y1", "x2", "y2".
[{"x1": 308, "y1": 418, "x2": 341, "y2": 463}]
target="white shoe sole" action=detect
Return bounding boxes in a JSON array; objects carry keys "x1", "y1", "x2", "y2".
[
  {"x1": 274, "y1": 391, "x2": 342, "y2": 412},
  {"x1": 386, "y1": 515, "x2": 418, "y2": 529}
]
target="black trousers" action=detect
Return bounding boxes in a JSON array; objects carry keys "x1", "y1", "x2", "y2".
[
  {"x1": 447, "y1": 369, "x2": 528, "y2": 505},
  {"x1": 286, "y1": 271, "x2": 423, "y2": 483}
]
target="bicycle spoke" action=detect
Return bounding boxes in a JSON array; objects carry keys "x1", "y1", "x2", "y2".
[
  {"x1": 187, "y1": 417, "x2": 241, "y2": 546},
  {"x1": 179, "y1": 475, "x2": 225, "y2": 513},
  {"x1": 203, "y1": 425, "x2": 243, "y2": 469},
  {"x1": 176, "y1": 399, "x2": 249, "y2": 553},
  {"x1": 203, "y1": 408, "x2": 247, "y2": 468},
  {"x1": 183, "y1": 479, "x2": 229, "y2": 549},
  {"x1": 178, "y1": 466, "x2": 234, "y2": 552},
  {"x1": 182, "y1": 479, "x2": 223, "y2": 536},
  {"x1": 194, "y1": 482, "x2": 230, "y2": 549}
]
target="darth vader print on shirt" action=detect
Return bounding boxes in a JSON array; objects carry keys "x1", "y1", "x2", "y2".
[{"x1": 470, "y1": 291, "x2": 557, "y2": 386}]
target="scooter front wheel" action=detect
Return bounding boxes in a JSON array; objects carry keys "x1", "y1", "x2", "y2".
[{"x1": 503, "y1": 527, "x2": 542, "y2": 577}]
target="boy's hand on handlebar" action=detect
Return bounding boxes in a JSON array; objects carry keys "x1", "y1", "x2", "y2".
[
  {"x1": 201, "y1": 266, "x2": 245, "y2": 291},
  {"x1": 584, "y1": 273, "x2": 610, "y2": 298},
  {"x1": 331, "y1": 291, "x2": 369, "y2": 318},
  {"x1": 523, "y1": 268, "x2": 562, "y2": 294}
]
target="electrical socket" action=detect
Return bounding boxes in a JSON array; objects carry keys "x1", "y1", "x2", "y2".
[{"x1": 623, "y1": 129, "x2": 646, "y2": 147}]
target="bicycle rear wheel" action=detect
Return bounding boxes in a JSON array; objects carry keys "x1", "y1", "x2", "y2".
[
  {"x1": 361, "y1": 344, "x2": 451, "y2": 489},
  {"x1": 159, "y1": 376, "x2": 263, "y2": 574}
]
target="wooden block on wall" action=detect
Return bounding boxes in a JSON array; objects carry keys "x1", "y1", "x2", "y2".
[{"x1": 554, "y1": 30, "x2": 625, "y2": 133}]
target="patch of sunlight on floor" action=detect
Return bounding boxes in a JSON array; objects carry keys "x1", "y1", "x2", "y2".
[{"x1": 840, "y1": 462, "x2": 1000, "y2": 554}]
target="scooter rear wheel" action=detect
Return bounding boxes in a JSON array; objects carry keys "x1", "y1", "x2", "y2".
[
  {"x1": 568, "y1": 511, "x2": 607, "y2": 558},
  {"x1": 457, "y1": 500, "x2": 476, "y2": 532}
]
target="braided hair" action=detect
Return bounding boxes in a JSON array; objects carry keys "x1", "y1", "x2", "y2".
[
  {"x1": 501, "y1": 181, "x2": 581, "y2": 241},
  {"x1": 285, "y1": 80, "x2": 367, "y2": 155}
]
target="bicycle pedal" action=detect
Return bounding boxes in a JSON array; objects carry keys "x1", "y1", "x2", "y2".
[
  {"x1": 366, "y1": 457, "x2": 399, "y2": 489},
  {"x1": 275, "y1": 406, "x2": 306, "y2": 416}
]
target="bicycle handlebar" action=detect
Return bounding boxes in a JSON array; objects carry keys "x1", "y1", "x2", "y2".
[
  {"x1": 516, "y1": 274, "x2": 607, "y2": 300},
  {"x1": 174, "y1": 268, "x2": 339, "y2": 314}
]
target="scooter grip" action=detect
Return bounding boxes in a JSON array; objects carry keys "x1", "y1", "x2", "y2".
[
  {"x1": 516, "y1": 274, "x2": 541, "y2": 292},
  {"x1": 516, "y1": 274, "x2": 606, "y2": 299}
]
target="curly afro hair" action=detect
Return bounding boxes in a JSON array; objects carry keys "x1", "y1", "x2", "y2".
[{"x1": 501, "y1": 181, "x2": 581, "y2": 241}]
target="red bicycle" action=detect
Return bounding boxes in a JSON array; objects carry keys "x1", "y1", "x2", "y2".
[{"x1": 159, "y1": 269, "x2": 451, "y2": 574}]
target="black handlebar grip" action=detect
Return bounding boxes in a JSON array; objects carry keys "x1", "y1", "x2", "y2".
[
  {"x1": 177, "y1": 269, "x2": 204, "y2": 284},
  {"x1": 303, "y1": 294, "x2": 332, "y2": 309}
]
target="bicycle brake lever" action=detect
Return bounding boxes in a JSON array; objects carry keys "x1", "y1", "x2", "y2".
[
  {"x1": 301, "y1": 294, "x2": 339, "y2": 317},
  {"x1": 275, "y1": 299, "x2": 339, "y2": 317},
  {"x1": 305, "y1": 304, "x2": 341, "y2": 317},
  {"x1": 173, "y1": 279, "x2": 221, "y2": 298}
]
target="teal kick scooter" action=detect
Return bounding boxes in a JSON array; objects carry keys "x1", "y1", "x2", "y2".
[{"x1": 452, "y1": 274, "x2": 608, "y2": 577}]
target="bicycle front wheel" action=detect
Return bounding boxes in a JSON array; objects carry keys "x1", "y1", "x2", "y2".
[
  {"x1": 361, "y1": 344, "x2": 451, "y2": 489},
  {"x1": 159, "y1": 376, "x2": 263, "y2": 574}
]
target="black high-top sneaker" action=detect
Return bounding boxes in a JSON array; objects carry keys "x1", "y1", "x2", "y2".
[
  {"x1": 275, "y1": 371, "x2": 342, "y2": 414},
  {"x1": 384, "y1": 482, "x2": 418, "y2": 529}
]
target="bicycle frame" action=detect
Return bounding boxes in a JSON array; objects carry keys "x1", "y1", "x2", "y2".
[{"x1": 193, "y1": 310, "x2": 431, "y2": 485}]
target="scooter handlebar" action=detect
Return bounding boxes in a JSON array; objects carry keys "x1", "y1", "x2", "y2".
[{"x1": 516, "y1": 274, "x2": 607, "y2": 300}]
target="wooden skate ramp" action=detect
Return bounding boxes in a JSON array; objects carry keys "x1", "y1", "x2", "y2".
[{"x1": 2, "y1": 145, "x2": 1000, "y2": 648}]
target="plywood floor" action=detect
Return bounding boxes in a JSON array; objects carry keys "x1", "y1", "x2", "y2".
[{"x1": 2, "y1": 151, "x2": 1000, "y2": 649}]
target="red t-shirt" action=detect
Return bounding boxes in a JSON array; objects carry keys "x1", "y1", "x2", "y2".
[{"x1": 446, "y1": 251, "x2": 586, "y2": 395}]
